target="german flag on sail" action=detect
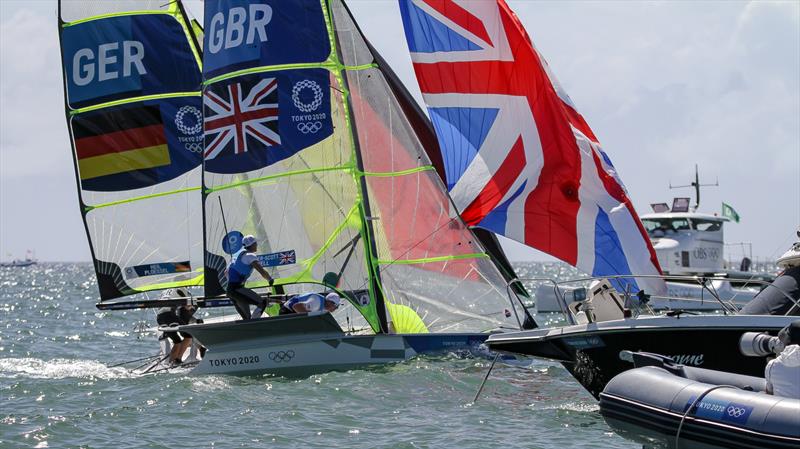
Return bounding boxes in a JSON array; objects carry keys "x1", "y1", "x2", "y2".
[{"x1": 73, "y1": 105, "x2": 170, "y2": 181}]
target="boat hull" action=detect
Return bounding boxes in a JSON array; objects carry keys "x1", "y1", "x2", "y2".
[
  {"x1": 486, "y1": 315, "x2": 797, "y2": 398},
  {"x1": 181, "y1": 312, "x2": 489, "y2": 376},
  {"x1": 599, "y1": 366, "x2": 800, "y2": 449}
]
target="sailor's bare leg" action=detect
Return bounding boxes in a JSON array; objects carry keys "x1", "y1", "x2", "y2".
[{"x1": 169, "y1": 337, "x2": 193, "y2": 363}]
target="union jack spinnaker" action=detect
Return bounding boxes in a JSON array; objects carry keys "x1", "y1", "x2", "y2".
[{"x1": 399, "y1": 0, "x2": 664, "y2": 295}]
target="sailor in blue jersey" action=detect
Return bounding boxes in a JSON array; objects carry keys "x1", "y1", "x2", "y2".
[
  {"x1": 226, "y1": 235, "x2": 275, "y2": 320},
  {"x1": 279, "y1": 292, "x2": 341, "y2": 315}
]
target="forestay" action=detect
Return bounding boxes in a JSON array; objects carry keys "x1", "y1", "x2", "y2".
[
  {"x1": 58, "y1": 1, "x2": 204, "y2": 300},
  {"x1": 202, "y1": 0, "x2": 517, "y2": 333}
]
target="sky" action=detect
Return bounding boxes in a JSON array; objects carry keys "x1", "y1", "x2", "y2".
[{"x1": 0, "y1": 0, "x2": 798, "y2": 263}]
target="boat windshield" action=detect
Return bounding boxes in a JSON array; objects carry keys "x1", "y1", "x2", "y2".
[
  {"x1": 642, "y1": 218, "x2": 691, "y2": 237},
  {"x1": 690, "y1": 219, "x2": 723, "y2": 232}
]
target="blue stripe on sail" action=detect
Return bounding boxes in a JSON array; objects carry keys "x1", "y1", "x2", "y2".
[
  {"x1": 428, "y1": 107, "x2": 499, "y2": 190},
  {"x1": 399, "y1": 0, "x2": 481, "y2": 53},
  {"x1": 599, "y1": 149, "x2": 615, "y2": 168},
  {"x1": 477, "y1": 180, "x2": 527, "y2": 235},
  {"x1": 592, "y1": 207, "x2": 641, "y2": 293}
]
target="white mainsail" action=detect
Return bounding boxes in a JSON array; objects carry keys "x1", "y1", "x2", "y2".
[{"x1": 58, "y1": 1, "x2": 204, "y2": 300}]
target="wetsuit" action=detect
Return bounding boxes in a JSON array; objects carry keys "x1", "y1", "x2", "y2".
[
  {"x1": 226, "y1": 248, "x2": 266, "y2": 320},
  {"x1": 156, "y1": 306, "x2": 194, "y2": 343}
]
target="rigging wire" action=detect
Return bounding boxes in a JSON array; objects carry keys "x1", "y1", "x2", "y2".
[{"x1": 472, "y1": 354, "x2": 500, "y2": 404}]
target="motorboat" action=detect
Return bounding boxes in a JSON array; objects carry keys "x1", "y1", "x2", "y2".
[
  {"x1": 487, "y1": 272, "x2": 800, "y2": 398},
  {"x1": 0, "y1": 250, "x2": 37, "y2": 268},
  {"x1": 599, "y1": 349, "x2": 799, "y2": 448},
  {"x1": 537, "y1": 166, "x2": 773, "y2": 313}
]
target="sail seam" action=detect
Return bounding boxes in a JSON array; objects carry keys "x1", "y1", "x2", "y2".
[
  {"x1": 130, "y1": 274, "x2": 205, "y2": 293},
  {"x1": 70, "y1": 92, "x2": 201, "y2": 115},
  {"x1": 84, "y1": 186, "x2": 201, "y2": 212},
  {"x1": 61, "y1": 10, "x2": 171, "y2": 27},
  {"x1": 204, "y1": 166, "x2": 352, "y2": 194},
  {"x1": 360, "y1": 166, "x2": 435, "y2": 177},
  {"x1": 204, "y1": 62, "x2": 378, "y2": 87},
  {"x1": 376, "y1": 253, "x2": 489, "y2": 266}
]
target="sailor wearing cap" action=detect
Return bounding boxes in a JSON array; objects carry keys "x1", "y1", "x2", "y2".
[
  {"x1": 226, "y1": 235, "x2": 275, "y2": 320},
  {"x1": 280, "y1": 292, "x2": 341, "y2": 315}
]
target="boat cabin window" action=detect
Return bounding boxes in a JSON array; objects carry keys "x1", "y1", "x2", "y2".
[
  {"x1": 690, "y1": 219, "x2": 722, "y2": 232},
  {"x1": 642, "y1": 218, "x2": 691, "y2": 236}
]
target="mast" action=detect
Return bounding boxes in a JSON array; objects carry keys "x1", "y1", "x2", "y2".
[{"x1": 327, "y1": 1, "x2": 389, "y2": 333}]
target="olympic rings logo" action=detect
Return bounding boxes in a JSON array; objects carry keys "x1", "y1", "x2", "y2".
[
  {"x1": 726, "y1": 406, "x2": 746, "y2": 418},
  {"x1": 727, "y1": 406, "x2": 745, "y2": 418},
  {"x1": 292, "y1": 80, "x2": 323, "y2": 112},
  {"x1": 268, "y1": 350, "x2": 295, "y2": 363},
  {"x1": 175, "y1": 106, "x2": 203, "y2": 136},
  {"x1": 184, "y1": 142, "x2": 203, "y2": 153},
  {"x1": 297, "y1": 121, "x2": 323, "y2": 134}
]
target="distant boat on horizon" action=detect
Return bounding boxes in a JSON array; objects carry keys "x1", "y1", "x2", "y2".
[{"x1": 1, "y1": 250, "x2": 37, "y2": 267}]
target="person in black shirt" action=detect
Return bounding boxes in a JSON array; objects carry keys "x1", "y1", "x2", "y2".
[{"x1": 156, "y1": 288, "x2": 198, "y2": 364}]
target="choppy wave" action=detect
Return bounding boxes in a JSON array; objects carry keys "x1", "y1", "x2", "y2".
[{"x1": 0, "y1": 357, "x2": 134, "y2": 380}]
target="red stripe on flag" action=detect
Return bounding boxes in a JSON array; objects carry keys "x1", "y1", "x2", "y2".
[
  {"x1": 75, "y1": 124, "x2": 166, "y2": 159},
  {"x1": 249, "y1": 79, "x2": 277, "y2": 107},
  {"x1": 412, "y1": 2, "x2": 583, "y2": 264},
  {"x1": 245, "y1": 124, "x2": 278, "y2": 146},
  {"x1": 590, "y1": 149, "x2": 662, "y2": 273},
  {"x1": 461, "y1": 135, "x2": 525, "y2": 226},
  {"x1": 421, "y1": 0, "x2": 493, "y2": 48},
  {"x1": 562, "y1": 102, "x2": 599, "y2": 143}
]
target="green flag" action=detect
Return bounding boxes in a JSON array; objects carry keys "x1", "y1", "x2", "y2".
[{"x1": 722, "y1": 202, "x2": 740, "y2": 222}]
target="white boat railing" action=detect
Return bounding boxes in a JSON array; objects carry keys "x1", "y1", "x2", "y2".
[{"x1": 505, "y1": 274, "x2": 799, "y2": 327}]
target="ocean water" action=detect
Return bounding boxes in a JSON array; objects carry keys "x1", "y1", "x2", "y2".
[{"x1": 0, "y1": 263, "x2": 638, "y2": 449}]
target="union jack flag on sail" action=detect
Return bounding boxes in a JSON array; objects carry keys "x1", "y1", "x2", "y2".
[
  {"x1": 203, "y1": 77, "x2": 280, "y2": 160},
  {"x1": 399, "y1": 0, "x2": 664, "y2": 294}
]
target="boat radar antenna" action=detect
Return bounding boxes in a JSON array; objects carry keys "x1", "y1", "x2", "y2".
[{"x1": 668, "y1": 164, "x2": 718, "y2": 211}]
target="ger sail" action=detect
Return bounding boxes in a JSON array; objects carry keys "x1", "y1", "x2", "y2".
[
  {"x1": 180, "y1": 0, "x2": 526, "y2": 375},
  {"x1": 398, "y1": 0, "x2": 664, "y2": 296},
  {"x1": 58, "y1": 1, "x2": 204, "y2": 300}
]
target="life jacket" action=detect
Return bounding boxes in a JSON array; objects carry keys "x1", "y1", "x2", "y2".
[
  {"x1": 284, "y1": 293, "x2": 325, "y2": 313},
  {"x1": 228, "y1": 248, "x2": 254, "y2": 285}
]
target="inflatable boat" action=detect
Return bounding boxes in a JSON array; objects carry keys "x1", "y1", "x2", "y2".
[{"x1": 599, "y1": 353, "x2": 800, "y2": 449}]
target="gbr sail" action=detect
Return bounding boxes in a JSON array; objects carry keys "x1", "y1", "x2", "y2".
[
  {"x1": 398, "y1": 0, "x2": 664, "y2": 294},
  {"x1": 201, "y1": 0, "x2": 518, "y2": 333},
  {"x1": 58, "y1": 1, "x2": 204, "y2": 300}
]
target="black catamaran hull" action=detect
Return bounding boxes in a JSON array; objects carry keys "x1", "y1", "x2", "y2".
[
  {"x1": 181, "y1": 312, "x2": 491, "y2": 376},
  {"x1": 486, "y1": 315, "x2": 797, "y2": 398}
]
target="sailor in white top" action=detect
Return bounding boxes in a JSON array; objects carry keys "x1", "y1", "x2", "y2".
[
  {"x1": 280, "y1": 292, "x2": 341, "y2": 315},
  {"x1": 765, "y1": 322, "x2": 800, "y2": 399}
]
